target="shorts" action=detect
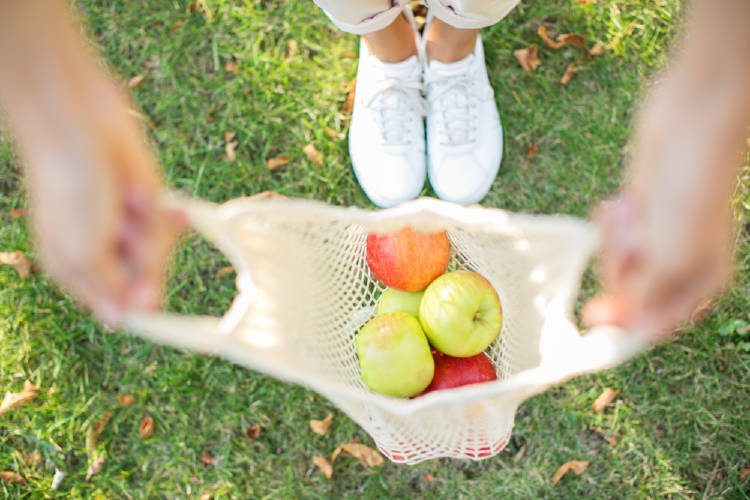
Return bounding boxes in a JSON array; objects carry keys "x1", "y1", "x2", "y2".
[{"x1": 313, "y1": 0, "x2": 521, "y2": 35}]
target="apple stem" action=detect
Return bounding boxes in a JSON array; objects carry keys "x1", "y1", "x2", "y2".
[{"x1": 473, "y1": 312, "x2": 482, "y2": 322}]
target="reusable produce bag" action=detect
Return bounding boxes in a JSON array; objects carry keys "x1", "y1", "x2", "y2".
[{"x1": 126, "y1": 196, "x2": 647, "y2": 464}]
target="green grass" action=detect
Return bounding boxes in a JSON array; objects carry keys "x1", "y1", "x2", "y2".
[{"x1": 1, "y1": 0, "x2": 749, "y2": 498}]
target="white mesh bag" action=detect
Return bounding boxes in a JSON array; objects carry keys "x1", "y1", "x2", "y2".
[{"x1": 125, "y1": 196, "x2": 647, "y2": 464}]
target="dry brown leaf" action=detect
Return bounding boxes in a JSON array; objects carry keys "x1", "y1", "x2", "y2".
[
  {"x1": 342, "y1": 78, "x2": 356, "y2": 114},
  {"x1": 526, "y1": 143, "x2": 539, "y2": 161},
  {"x1": 224, "y1": 61, "x2": 240, "y2": 74},
  {"x1": 247, "y1": 191, "x2": 288, "y2": 201},
  {"x1": 577, "y1": 0, "x2": 596, "y2": 4},
  {"x1": 201, "y1": 451, "x2": 215, "y2": 466},
  {"x1": 312, "y1": 455, "x2": 333, "y2": 479},
  {"x1": 127, "y1": 75, "x2": 145, "y2": 88},
  {"x1": 85, "y1": 456, "x2": 104, "y2": 481},
  {"x1": 215, "y1": 266, "x2": 234, "y2": 280},
  {"x1": 286, "y1": 40, "x2": 299, "y2": 58},
  {"x1": 267, "y1": 155, "x2": 293, "y2": 171},
  {"x1": 589, "y1": 43, "x2": 605, "y2": 57},
  {"x1": 740, "y1": 467, "x2": 750, "y2": 480},
  {"x1": 23, "y1": 453, "x2": 41, "y2": 466},
  {"x1": 245, "y1": 424, "x2": 262, "y2": 440},
  {"x1": 557, "y1": 34, "x2": 586, "y2": 49},
  {"x1": 310, "y1": 413, "x2": 333, "y2": 436},
  {"x1": 425, "y1": 473, "x2": 435, "y2": 483},
  {"x1": 592, "y1": 427, "x2": 617, "y2": 446},
  {"x1": 225, "y1": 133, "x2": 239, "y2": 163},
  {"x1": 552, "y1": 460, "x2": 589, "y2": 485},
  {"x1": 343, "y1": 51, "x2": 356, "y2": 58},
  {"x1": 94, "y1": 411, "x2": 112, "y2": 436},
  {"x1": 199, "y1": 493, "x2": 211, "y2": 500},
  {"x1": 513, "y1": 46, "x2": 541, "y2": 74},
  {"x1": 325, "y1": 128, "x2": 339, "y2": 139},
  {"x1": 560, "y1": 61, "x2": 583, "y2": 85},
  {"x1": 9, "y1": 208, "x2": 27, "y2": 218},
  {"x1": 513, "y1": 443, "x2": 527, "y2": 463},
  {"x1": 0, "y1": 471, "x2": 26, "y2": 485},
  {"x1": 0, "y1": 380, "x2": 38, "y2": 416},
  {"x1": 139, "y1": 417, "x2": 154, "y2": 438},
  {"x1": 186, "y1": 0, "x2": 208, "y2": 13},
  {"x1": 592, "y1": 388, "x2": 620, "y2": 412},
  {"x1": 303, "y1": 143, "x2": 323, "y2": 166},
  {"x1": 331, "y1": 443, "x2": 384, "y2": 467},
  {"x1": 117, "y1": 394, "x2": 135, "y2": 406},
  {"x1": 690, "y1": 298, "x2": 713, "y2": 322},
  {"x1": 0, "y1": 252, "x2": 32, "y2": 279},
  {"x1": 538, "y1": 26, "x2": 564, "y2": 49}
]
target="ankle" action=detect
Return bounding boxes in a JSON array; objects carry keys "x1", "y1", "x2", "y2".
[
  {"x1": 424, "y1": 18, "x2": 478, "y2": 63},
  {"x1": 362, "y1": 14, "x2": 417, "y2": 63}
]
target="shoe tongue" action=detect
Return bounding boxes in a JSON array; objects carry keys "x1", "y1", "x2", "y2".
[
  {"x1": 427, "y1": 54, "x2": 472, "y2": 77},
  {"x1": 377, "y1": 55, "x2": 419, "y2": 79}
]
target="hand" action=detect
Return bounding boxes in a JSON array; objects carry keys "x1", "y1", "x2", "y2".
[{"x1": 24, "y1": 101, "x2": 185, "y2": 325}]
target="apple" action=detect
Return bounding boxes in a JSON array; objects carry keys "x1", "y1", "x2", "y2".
[
  {"x1": 416, "y1": 351, "x2": 497, "y2": 396},
  {"x1": 366, "y1": 227, "x2": 450, "y2": 292},
  {"x1": 356, "y1": 312, "x2": 434, "y2": 397},
  {"x1": 419, "y1": 271, "x2": 502, "y2": 357},
  {"x1": 377, "y1": 287, "x2": 424, "y2": 318}
]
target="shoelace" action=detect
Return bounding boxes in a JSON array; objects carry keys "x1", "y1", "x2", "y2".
[
  {"x1": 365, "y1": 75, "x2": 427, "y2": 147},
  {"x1": 424, "y1": 56, "x2": 488, "y2": 147}
]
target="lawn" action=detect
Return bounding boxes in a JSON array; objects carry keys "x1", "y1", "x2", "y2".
[{"x1": 1, "y1": 0, "x2": 749, "y2": 498}]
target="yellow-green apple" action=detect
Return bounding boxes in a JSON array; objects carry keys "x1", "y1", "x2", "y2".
[
  {"x1": 419, "y1": 271, "x2": 502, "y2": 357},
  {"x1": 366, "y1": 227, "x2": 450, "y2": 292},
  {"x1": 415, "y1": 351, "x2": 497, "y2": 396},
  {"x1": 377, "y1": 287, "x2": 424, "y2": 318},
  {"x1": 356, "y1": 312, "x2": 434, "y2": 397}
]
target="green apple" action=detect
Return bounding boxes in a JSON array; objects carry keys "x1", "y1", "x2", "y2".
[
  {"x1": 356, "y1": 312, "x2": 434, "y2": 397},
  {"x1": 419, "y1": 271, "x2": 502, "y2": 357},
  {"x1": 377, "y1": 288, "x2": 424, "y2": 318}
]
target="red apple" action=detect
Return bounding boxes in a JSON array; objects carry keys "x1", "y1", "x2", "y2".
[
  {"x1": 415, "y1": 351, "x2": 497, "y2": 396},
  {"x1": 366, "y1": 227, "x2": 450, "y2": 292}
]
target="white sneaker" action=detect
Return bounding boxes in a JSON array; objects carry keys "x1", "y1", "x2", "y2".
[
  {"x1": 424, "y1": 35, "x2": 503, "y2": 204},
  {"x1": 349, "y1": 37, "x2": 427, "y2": 208}
]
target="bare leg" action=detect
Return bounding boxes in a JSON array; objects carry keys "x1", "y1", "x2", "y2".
[
  {"x1": 362, "y1": 13, "x2": 416, "y2": 62},
  {"x1": 424, "y1": 17, "x2": 479, "y2": 62}
]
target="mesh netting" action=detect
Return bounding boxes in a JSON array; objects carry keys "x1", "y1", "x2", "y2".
[{"x1": 126, "y1": 196, "x2": 647, "y2": 464}]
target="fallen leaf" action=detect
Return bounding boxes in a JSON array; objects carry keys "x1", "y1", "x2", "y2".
[
  {"x1": 592, "y1": 388, "x2": 620, "y2": 412},
  {"x1": 9, "y1": 208, "x2": 27, "y2": 218},
  {"x1": 552, "y1": 460, "x2": 589, "y2": 485},
  {"x1": 247, "y1": 191, "x2": 288, "y2": 201},
  {"x1": 117, "y1": 394, "x2": 135, "y2": 406},
  {"x1": 343, "y1": 51, "x2": 356, "y2": 58},
  {"x1": 560, "y1": 61, "x2": 583, "y2": 85},
  {"x1": 139, "y1": 417, "x2": 154, "y2": 438},
  {"x1": 592, "y1": 427, "x2": 617, "y2": 446},
  {"x1": 0, "y1": 471, "x2": 26, "y2": 485},
  {"x1": 577, "y1": 0, "x2": 596, "y2": 4},
  {"x1": 267, "y1": 155, "x2": 293, "y2": 171},
  {"x1": 225, "y1": 137, "x2": 238, "y2": 163},
  {"x1": 312, "y1": 455, "x2": 333, "y2": 479},
  {"x1": 557, "y1": 34, "x2": 586, "y2": 49},
  {"x1": 513, "y1": 46, "x2": 541, "y2": 73},
  {"x1": 85, "y1": 456, "x2": 104, "y2": 481},
  {"x1": 215, "y1": 266, "x2": 234, "y2": 280},
  {"x1": 526, "y1": 143, "x2": 539, "y2": 161},
  {"x1": 127, "y1": 75, "x2": 145, "y2": 88},
  {"x1": 224, "y1": 61, "x2": 240, "y2": 74},
  {"x1": 201, "y1": 451, "x2": 215, "y2": 466},
  {"x1": 186, "y1": 0, "x2": 207, "y2": 13},
  {"x1": 0, "y1": 252, "x2": 32, "y2": 278},
  {"x1": 245, "y1": 424, "x2": 262, "y2": 440},
  {"x1": 513, "y1": 443, "x2": 527, "y2": 463},
  {"x1": 589, "y1": 43, "x2": 605, "y2": 57},
  {"x1": 690, "y1": 298, "x2": 713, "y2": 321},
  {"x1": 342, "y1": 78, "x2": 356, "y2": 114},
  {"x1": 331, "y1": 443, "x2": 384, "y2": 467},
  {"x1": 286, "y1": 40, "x2": 298, "y2": 58},
  {"x1": 425, "y1": 473, "x2": 436, "y2": 483},
  {"x1": 23, "y1": 453, "x2": 41, "y2": 466},
  {"x1": 127, "y1": 108, "x2": 156, "y2": 130},
  {"x1": 310, "y1": 413, "x2": 333, "y2": 436},
  {"x1": 225, "y1": 132, "x2": 236, "y2": 142},
  {"x1": 0, "y1": 380, "x2": 39, "y2": 416},
  {"x1": 199, "y1": 493, "x2": 211, "y2": 500},
  {"x1": 538, "y1": 26, "x2": 563, "y2": 49},
  {"x1": 740, "y1": 467, "x2": 750, "y2": 480},
  {"x1": 51, "y1": 468, "x2": 65, "y2": 490},
  {"x1": 94, "y1": 411, "x2": 112, "y2": 436},
  {"x1": 303, "y1": 143, "x2": 323, "y2": 166}
]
